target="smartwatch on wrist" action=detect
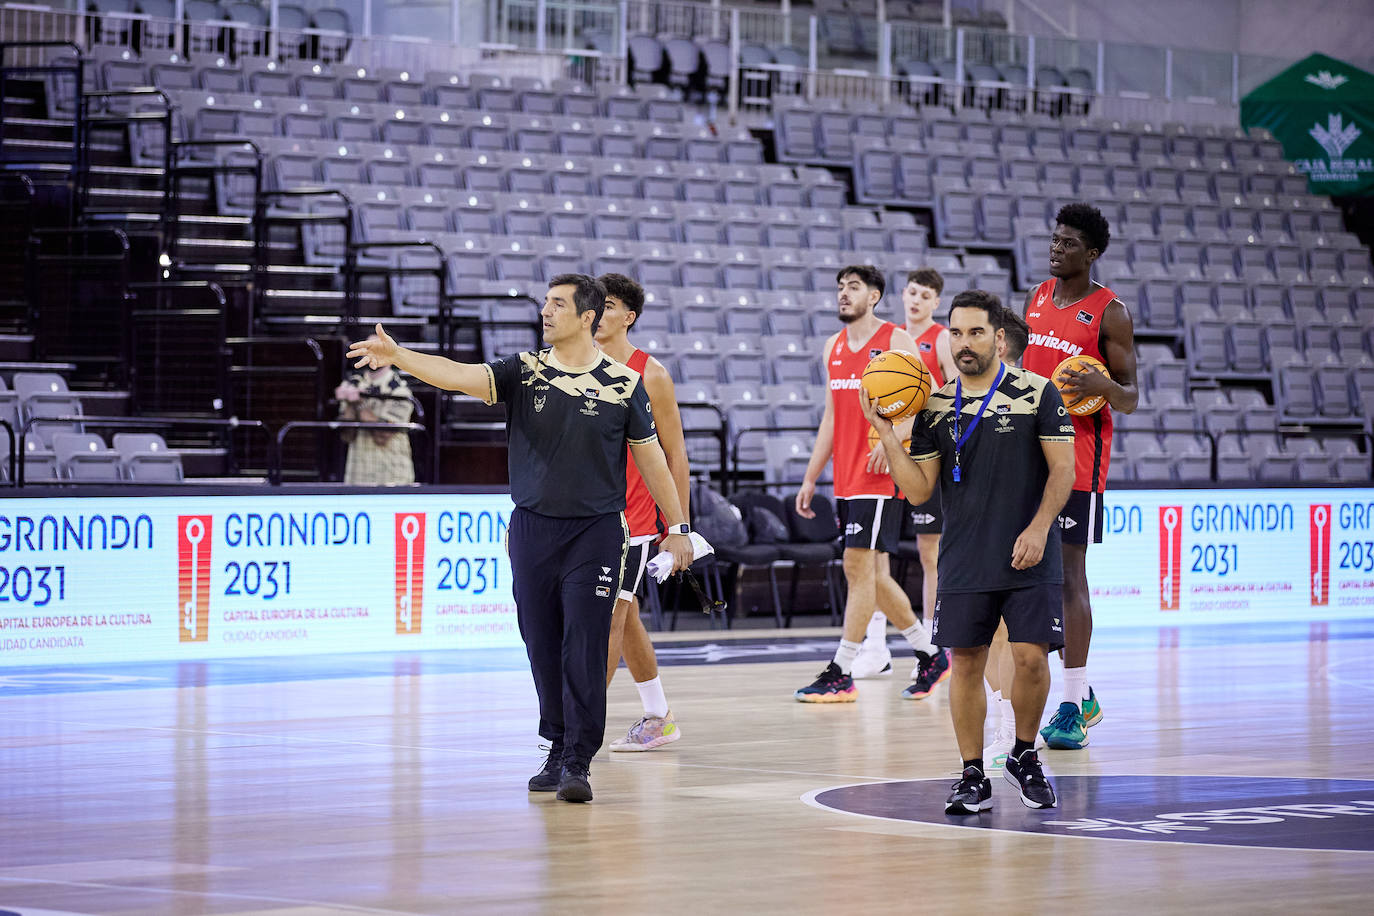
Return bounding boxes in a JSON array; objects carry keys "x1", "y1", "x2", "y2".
[{"x1": 666, "y1": 523, "x2": 691, "y2": 536}]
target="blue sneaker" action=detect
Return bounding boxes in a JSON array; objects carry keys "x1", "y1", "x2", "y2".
[
  {"x1": 1039, "y1": 701, "x2": 1089, "y2": 749},
  {"x1": 1082, "y1": 687, "x2": 1103, "y2": 727},
  {"x1": 902, "y1": 649, "x2": 951, "y2": 700}
]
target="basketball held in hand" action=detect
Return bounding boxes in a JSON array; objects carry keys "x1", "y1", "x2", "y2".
[
  {"x1": 861, "y1": 350, "x2": 932, "y2": 421},
  {"x1": 1053, "y1": 354, "x2": 1109, "y2": 416}
]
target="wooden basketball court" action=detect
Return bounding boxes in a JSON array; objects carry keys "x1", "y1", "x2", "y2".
[{"x1": 2, "y1": 621, "x2": 1372, "y2": 914}]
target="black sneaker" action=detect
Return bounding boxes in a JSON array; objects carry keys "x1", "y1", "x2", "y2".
[
  {"x1": 945, "y1": 766, "x2": 993, "y2": 815},
  {"x1": 556, "y1": 762, "x2": 593, "y2": 803},
  {"x1": 794, "y1": 661, "x2": 857, "y2": 703},
  {"x1": 527, "y1": 745, "x2": 563, "y2": 792},
  {"x1": 902, "y1": 649, "x2": 951, "y2": 700},
  {"x1": 1003, "y1": 749, "x2": 1057, "y2": 809}
]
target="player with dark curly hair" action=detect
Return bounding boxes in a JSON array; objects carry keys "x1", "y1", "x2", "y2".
[{"x1": 1020, "y1": 202, "x2": 1139, "y2": 751}]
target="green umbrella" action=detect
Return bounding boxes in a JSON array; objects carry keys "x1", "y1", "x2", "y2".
[{"x1": 1240, "y1": 52, "x2": 1374, "y2": 196}]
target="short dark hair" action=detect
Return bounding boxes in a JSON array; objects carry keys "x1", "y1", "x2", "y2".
[
  {"x1": 948, "y1": 289, "x2": 1004, "y2": 328},
  {"x1": 1000, "y1": 308, "x2": 1030, "y2": 363},
  {"x1": 905, "y1": 267, "x2": 944, "y2": 295},
  {"x1": 598, "y1": 272, "x2": 645, "y2": 324},
  {"x1": 836, "y1": 264, "x2": 885, "y2": 298},
  {"x1": 548, "y1": 273, "x2": 608, "y2": 331},
  {"x1": 1055, "y1": 202, "x2": 1111, "y2": 255}
]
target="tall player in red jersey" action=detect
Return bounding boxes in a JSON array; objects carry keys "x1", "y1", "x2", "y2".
[
  {"x1": 853, "y1": 267, "x2": 956, "y2": 679},
  {"x1": 594, "y1": 274, "x2": 691, "y2": 751},
  {"x1": 794, "y1": 265, "x2": 947, "y2": 703},
  {"x1": 1021, "y1": 203, "x2": 1138, "y2": 750}
]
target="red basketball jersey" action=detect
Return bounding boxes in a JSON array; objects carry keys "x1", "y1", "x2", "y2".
[
  {"x1": 903, "y1": 322, "x2": 947, "y2": 388},
  {"x1": 829, "y1": 322, "x2": 899, "y2": 499},
  {"x1": 622, "y1": 348, "x2": 661, "y2": 537},
  {"x1": 1022, "y1": 278, "x2": 1116, "y2": 493}
]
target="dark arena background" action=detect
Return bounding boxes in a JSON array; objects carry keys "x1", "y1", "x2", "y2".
[{"x1": 1, "y1": 0, "x2": 1372, "y2": 912}]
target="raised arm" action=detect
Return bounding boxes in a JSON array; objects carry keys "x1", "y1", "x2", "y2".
[
  {"x1": 347, "y1": 324, "x2": 493, "y2": 401},
  {"x1": 859, "y1": 390, "x2": 939, "y2": 505}
]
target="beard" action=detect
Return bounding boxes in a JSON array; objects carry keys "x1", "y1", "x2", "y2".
[
  {"x1": 837, "y1": 310, "x2": 861, "y2": 324},
  {"x1": 955, "y1": 347, "x2": 996, "y2": 377}
]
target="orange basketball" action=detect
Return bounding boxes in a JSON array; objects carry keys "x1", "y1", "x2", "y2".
[
  {"x1": 1053, "y1": 354, "x2": 1109, "y2": 416},
  {"x1": 867, "y1": 425, "x2": 912, "y2": 452},
  {"x1": 861, "y1": 350, "x2": 932, "y2": 421}
]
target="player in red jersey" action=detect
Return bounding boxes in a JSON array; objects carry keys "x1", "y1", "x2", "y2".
[
  {"x1": 853, "y1": 267, "x2": 957, "y2": 679},
  {"x1": 594, "y1": 273, "x2": 691, "y2": 751},
  {"x1": 794, "y1": 265, "x2": 948, "y2": 703},
  {"x1": 1021, "y1": 203, "x2": 1139, "y2": 750}
]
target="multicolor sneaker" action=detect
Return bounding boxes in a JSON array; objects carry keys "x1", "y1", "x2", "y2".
[
  {"x1": 945, "y1": 766, "x2": 993, "y2": 815},
  {"x1": 983, "y1": 720, "x2": 1016, "y2": 771},
  {"x1": 609, "y1": 711, "x2": 681, "y2": 752},
  {"x1": 1003, "y1": 749, "x2": 1056, "y2": 809},
  {"x1": 902, "y1": 649, "x2": 951, "y2": 700},
  {"x1": 1082, "y1": 687, "x2": 1103, "y2": 727},
  {"x1": 851, "y1": 642, "x2": 893, "y2": 678},
  {"x1": 527, "y1": 744, "x2": 563, "y2": 792},
  {"x1": 1039, "y1": 701, "x2": 1089, "y2": 749},
  {"x1": 795, "y1": 662, "x2": 857, "y2": 703}
]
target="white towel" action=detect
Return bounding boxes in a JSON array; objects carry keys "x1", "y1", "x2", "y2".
[{"x1": 646, "y1": 532, "x2": 715, "y2": 583}]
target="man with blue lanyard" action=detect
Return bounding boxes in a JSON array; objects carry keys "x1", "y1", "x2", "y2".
[{"x1": 862, "y1": 290, "x2": 1076, "y2": 815}]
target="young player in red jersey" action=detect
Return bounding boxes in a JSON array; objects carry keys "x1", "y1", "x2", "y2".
[
  {"x1": 794, "y1": 265, "x2": 948, "y2": 703},
  {"x1": 1021, "y1": 203, "x2": 1139, "y2": 750},
  {"x1": 853, "y1": 268, "x2": 957, "y2": 679},
  {"x1": 595, "y1": 274, "x2": 691, "y2": 751}
]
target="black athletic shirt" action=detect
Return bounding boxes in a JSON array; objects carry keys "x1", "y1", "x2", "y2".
[
  {"x1": 909, "y1": 364, "x2": 1075, "y2": 593},
  {"x1": 484, "y1": 349, "x2": 657, "y2": 517}
]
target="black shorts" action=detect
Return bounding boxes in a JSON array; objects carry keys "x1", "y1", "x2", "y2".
[
  {"x1": 906, "y1": 492, "x2": 942, "y2": 535},
  {"x1": 931, "y1": 584, "x2": 1065, "y2": 651},
  {"x1": 1058, "y1": 489, "x2": 1104, "y2": 546},
  {"x1": 838, "y1": 496, "x2": 903, "y2": 552},
  {"x1": 618, "y1": 537, "x2": 653, "y2": 601}
]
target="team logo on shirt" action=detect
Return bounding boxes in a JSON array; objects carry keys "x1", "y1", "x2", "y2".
[
  {"x1": 1076, "y1": 309, "x2": 1094, "y2": 324},
  {"x1": 534, "y1": 395, "x2": 546, "y2": 412},
  {"x1": 995, "y1": 415, "x2": 1014, "y2": 433},
  {"x1": 919, "y1": 341, "x2": 933, "y2": 352},
  {"x1": 580, "y1": 398, "x2": 600, "y2": 417},
  {"x1": 870, "y1": 348, "x2": 883, "y2": 359},
  {"x1": 995, "y1": 404, "x2": 1011, "y2": 414}
]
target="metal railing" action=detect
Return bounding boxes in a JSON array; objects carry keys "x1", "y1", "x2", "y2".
[{"x1": 273, "y1": 419, "x2": 428, "y2": 485}]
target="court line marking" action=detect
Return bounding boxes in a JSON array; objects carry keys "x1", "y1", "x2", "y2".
[
  {"x1": 0, "y1": 875, "x2": 428, "y2": 914},
  {"x1": 1321, "y1": 656, "x2": 1374, "y2": 692},
  {"x1": 0, "y1": 712, "x2": 913, "y2": 782},
  {"x1": 800, "y1": 774, "x2": 1374, "y2": 855}
]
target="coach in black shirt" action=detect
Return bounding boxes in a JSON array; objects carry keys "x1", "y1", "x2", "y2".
[
  {"x1": 862, "y1": 290, "x2": 1075, "y2": 816},
  {"x1": 348, "y1": 274, "x2": 692, "y2": 803}
]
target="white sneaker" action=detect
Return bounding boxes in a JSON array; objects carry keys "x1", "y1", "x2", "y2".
[
  {"x1": 983, "y1": 721, "x2": 1016, "y2": 770},
  {"x1": 850, "y1": 641, "x2": 893, "y2": 678}
]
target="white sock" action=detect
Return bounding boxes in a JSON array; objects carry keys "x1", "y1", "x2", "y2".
[
  {"x1": 635, "y1": 676, "x2": 670, "y2": 719},
  {"x1": 900, "y1": 622, "x2": 936, "y2": 656},
  {"x1": 834, "y1": 639, "x2": 862, "y2": 674},
  {"x1": 1064, "y1": 667, "x2": 1089, "y2": 709},
  {"x1": 864, "y1": 612, "x2": 888, "y2": 645}
]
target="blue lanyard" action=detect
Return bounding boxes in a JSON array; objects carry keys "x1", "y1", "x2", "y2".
[{"x1": 951, "y1": 362, "x2": 1005, "y2": 483}]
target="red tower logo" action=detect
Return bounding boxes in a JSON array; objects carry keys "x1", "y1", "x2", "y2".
[
  {"x1": 395, "y1": 513, "x2": 426, "y2": 633},
  {"x1": 178, "y1": 515, "x2": 212, "y2": 642},
  {"x1": 1159, "y1": 506, "x2": 1182, "y2": 611},
  {"x1": 1310, "y1": 505, "x2": 1331, "y2": 607}
]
